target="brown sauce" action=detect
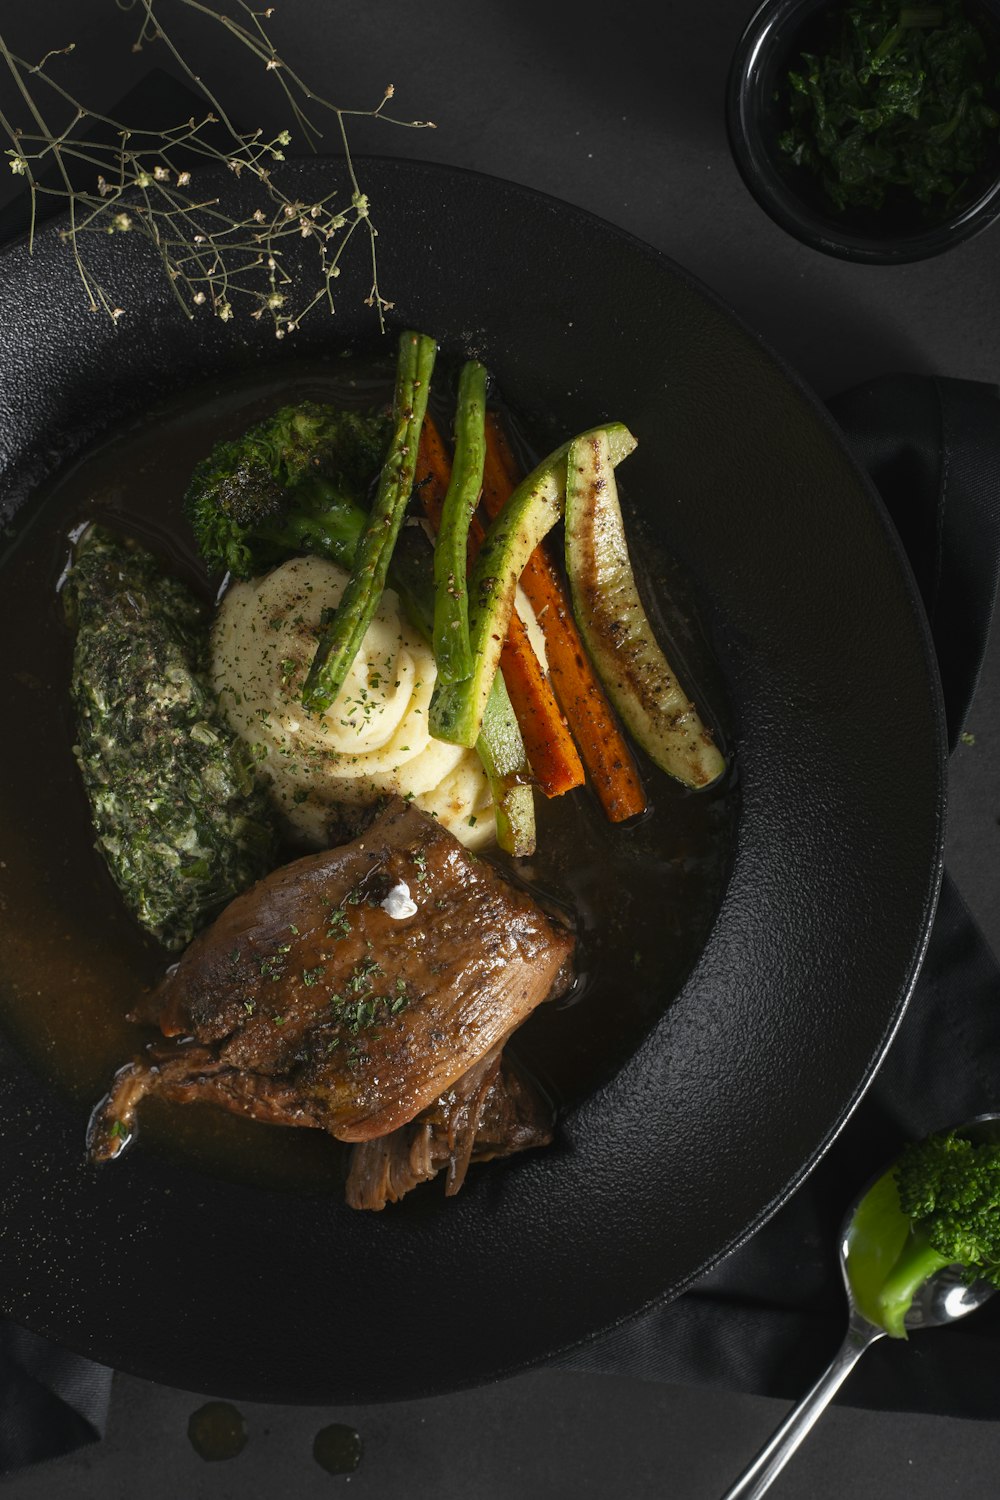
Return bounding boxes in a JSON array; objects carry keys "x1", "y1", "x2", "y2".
[{"x1": 0, "y1": 356, "x2": 738, "y2": 1193}]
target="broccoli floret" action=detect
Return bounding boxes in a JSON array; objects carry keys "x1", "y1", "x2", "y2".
[
  {"x1": 896, "y1": 1132, "x2": 1000, "y2": 1271},
  {"x1": 184, "y1": 401, "x2": 391, "y2": 578},
  {"x1": 850, "y1": 1130, "x2": 1000, "y2": 1340}
]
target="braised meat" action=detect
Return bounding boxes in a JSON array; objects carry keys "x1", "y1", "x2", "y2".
[
  {"x1": 345, "y1": 1046, "x2": 553, "y2": 1211},
  {"x1": 89, "y1": 798, "x2": 573, "y2": 1195}
]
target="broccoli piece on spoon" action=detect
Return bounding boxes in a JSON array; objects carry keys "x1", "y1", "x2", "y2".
[{"x1": 846, "y1": 1127, "x2": 1000, "y2": 1339}]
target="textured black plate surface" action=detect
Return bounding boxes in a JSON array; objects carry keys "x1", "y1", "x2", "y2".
[{"x1": 0, "y1": 158, "x2": 944, "y2": 1402}]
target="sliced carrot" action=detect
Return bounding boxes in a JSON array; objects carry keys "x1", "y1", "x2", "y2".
[
  {"x1": 483, "y1": 412, "x2": 647, "y2": 823},
  {"x1": 414, "y1": 416, "x2": 456, "y2": 533},
  {"x1": 498, "y1": 611, "x2": 583, "y2": 796},
  {"x1": 416, "y1": 418, "x2": 584, "y2": 798}
]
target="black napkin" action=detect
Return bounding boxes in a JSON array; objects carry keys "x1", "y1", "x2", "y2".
[
  {"x1": 563, "y1": 373, "x2": 1000, "y2": 1421},
  {"x1": 0, "y1": 1326, "x2": 111, "y2": 1472}
]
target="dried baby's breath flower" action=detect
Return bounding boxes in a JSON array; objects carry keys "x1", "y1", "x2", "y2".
[{"x1": 0, "y1": 8, "x2": 433, "y2": 332}]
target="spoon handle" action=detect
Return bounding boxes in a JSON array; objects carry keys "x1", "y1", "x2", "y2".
[{"x1": 718, "y1": 1316, "x2": 884, "y2": 1500}]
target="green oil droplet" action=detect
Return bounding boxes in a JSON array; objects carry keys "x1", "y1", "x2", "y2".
[
  {"x1": 187, "y1": 1401, "x2": 248, "y2": 1461},
  {"x1": 313, "y1": 1422, "x2": 363, "y2": 1475}
]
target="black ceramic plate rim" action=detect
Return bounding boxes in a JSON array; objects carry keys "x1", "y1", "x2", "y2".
[{"x1": 0, "y1": 155, "x2": 947, "y2": 1399}]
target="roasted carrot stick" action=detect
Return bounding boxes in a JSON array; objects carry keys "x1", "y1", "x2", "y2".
[
  {"x1": 416, "y1": 418, "x2": 584, "y2": 798},
  {"x1": 498, "y1": 610, "x2": 584, "y2": 795},
  {"x1": 483, "y1": 412, "x2": 647, "y2": 823}
]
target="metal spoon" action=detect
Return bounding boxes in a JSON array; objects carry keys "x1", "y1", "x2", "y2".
[{"x1": 719, "y1": 1113, "x2": 1000, "y2": 1500}]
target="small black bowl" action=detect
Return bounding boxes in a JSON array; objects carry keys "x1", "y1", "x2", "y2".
[{"x1": 727, "y1": 0, "x2": 1000, "y2": 262}]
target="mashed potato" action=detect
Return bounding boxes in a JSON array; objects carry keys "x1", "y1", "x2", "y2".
[{"x1": 211, "y1": 556, "x2": 494, "y2": 849}]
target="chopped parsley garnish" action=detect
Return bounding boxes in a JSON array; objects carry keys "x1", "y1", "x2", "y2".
[
  {"x1": 318, "y1": 972, "x2": 413, "y2": 1040},
  {"x1": 346, "y1": 956, "x2": 384, "y2": 993},
  {"x1": 326, "y1": 905, "x2": 351, "y2": 940},
  {"x1": 260, "y1": 944, "x2": 291, "y2": 981}
]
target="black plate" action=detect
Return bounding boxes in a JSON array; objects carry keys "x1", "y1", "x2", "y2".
[{"x1": 0, "y1": 158, "x2": 944, "y2": 1402}]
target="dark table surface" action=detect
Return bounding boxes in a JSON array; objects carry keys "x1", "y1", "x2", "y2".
[{"x1": 3, "y1": 2, "x2": 1000, "y2": 1495}]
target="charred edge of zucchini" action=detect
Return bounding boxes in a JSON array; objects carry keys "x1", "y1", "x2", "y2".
[{"x1": 564, "y1": 433, "x2": 725, "y2": 791}]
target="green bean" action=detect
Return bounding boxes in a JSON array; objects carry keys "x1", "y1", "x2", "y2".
[
  {"x1": 392, "y1": 525, "x2": 535, "y2": 855},
  {"x1": 430, "y1": 421, "x2": 637, "y2": 748},
  {"x1": 302, "y1": 329, "x2": 436, "y2": 713},
  {"x1": 432, "y1": 360, "x2": 488, "y2": 685}
]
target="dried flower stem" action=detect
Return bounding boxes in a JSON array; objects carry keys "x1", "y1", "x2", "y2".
[{"x1": 1, "y1": 3, "x2": 434, "y2": 331}]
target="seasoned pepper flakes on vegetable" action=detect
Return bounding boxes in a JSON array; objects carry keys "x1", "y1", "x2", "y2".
[
  {"x1": 431, "y1": 359, "x2": 488, "y2": 685},
  {"x1": 64, "y1": 526, "x2": 278, "y2": 951},
  {"x1": 564, "y1": 430, "x2": 724, "y2": 791}
]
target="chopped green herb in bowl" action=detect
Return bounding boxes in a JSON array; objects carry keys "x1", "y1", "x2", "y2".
[
  {"x1": 727, "y1": 0, "x2": 1000, "y2": 261},
  {"x1": 781, "y1": 1, "x2": 1000, "y2": 214}
]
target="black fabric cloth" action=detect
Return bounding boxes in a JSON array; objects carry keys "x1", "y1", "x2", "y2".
[
  {"x1": 1, "y1": 367, "x2": 999, "y2": 1466},
  {"x1": 829, "y1": 375, "x2": 1000, "y2": 752},
  {"x1": 0, "y1": 1327, "x2": 112, "y2": 1473}
]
